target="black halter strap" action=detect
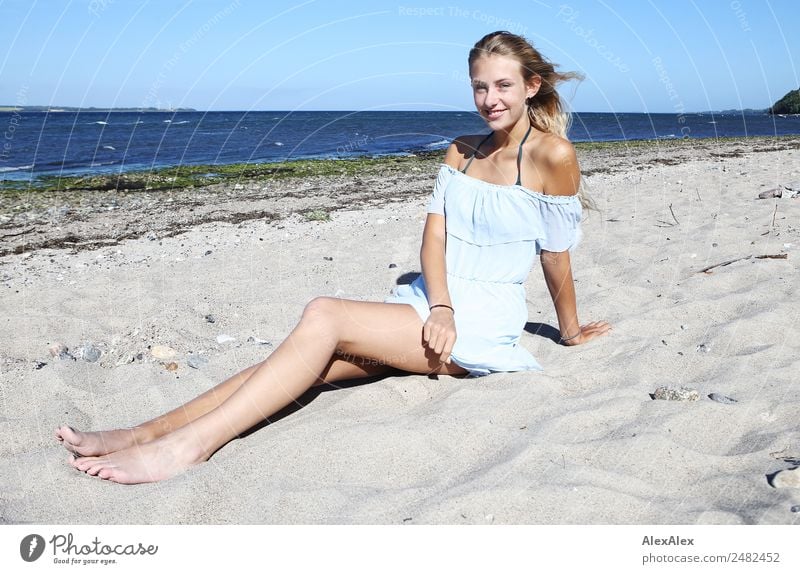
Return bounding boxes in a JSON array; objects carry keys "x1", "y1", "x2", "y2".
[
  {"x1": 460, "y1": 132, "x2": 494, "y2": 174},
  {"x1": 461, "y1": 124, "x2": 533, "y2": 187},
  {"x1": 515, "y1": 124, "x2": 533, "y2": 186}
]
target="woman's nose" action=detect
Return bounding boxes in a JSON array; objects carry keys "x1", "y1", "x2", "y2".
[{"x1": 484, "y1": 87, "x2": 500, "y2": 106}]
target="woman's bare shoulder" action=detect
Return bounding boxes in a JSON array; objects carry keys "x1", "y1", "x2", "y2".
[
  {"x1": 534, "y1": 134, "x2": 580, "y2": 196},
  {"x1": 533, "y1": 133, "x2": 577, "y2": 166},
  {"x1": 443, "y1": 135, "x2": 485, "y2": 169}
]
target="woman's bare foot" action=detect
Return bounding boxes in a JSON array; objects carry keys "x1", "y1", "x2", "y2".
[
  {"x1": 55, "y1": 425, "x2": 147, "y2": 457},
  {"x1": 68, "y1": 430, "x2": 209, "y2": 485}
]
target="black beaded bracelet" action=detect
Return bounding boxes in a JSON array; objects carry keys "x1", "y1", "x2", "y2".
[
  {"x1": 559, "y1": 330, "x2": 581, "y2": 343},
  {"x1": 429, "y1": 304, "x2": 455, "y2": 314}
]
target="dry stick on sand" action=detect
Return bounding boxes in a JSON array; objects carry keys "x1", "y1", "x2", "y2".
[
  {"x1": 0, "y1": 227, "x2": 35, "y2": 239},
  {"x1": 698, "y1": 253, "x2": 788, "y2": 274},
  {"x1": 655, "y1": 204, "x2": 680, "y2": 227},
  {"x1": 760, "y1": 204, "x2": 780, "y2": 236},
  {"x1": 669, "y1": 203, "x2": 680, "y2": 225}
]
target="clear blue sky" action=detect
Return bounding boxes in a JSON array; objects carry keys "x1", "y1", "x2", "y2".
[{"x1": 1, "y1": 0, "x2": 797, "y2": 113}]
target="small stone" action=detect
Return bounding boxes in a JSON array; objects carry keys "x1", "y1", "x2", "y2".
[
  {"x1": 708, "y1": 393, "x2": 737, "y2": 405},
  {"x1": 485, "y1": 514, "x2": 494, "y2": 523},
  {"x1": 151, "y1": 345, "x2": 177, "y2": 360},
  {"x1": 696, "y1": 343, "x2": 711, "y2": 353},
  {"x1": 48, "y1": 343, "x2": 69, "y2": 358},
  {"x1": 205, "y1": 250, "x2": 212, "y2": 256},
  {"x1": 680, "y1": 324, "x2": 687, "y2": 330},
  {"x1": 653, "y1": 386, "x2": 699, "y2": 401},
  {"x1": 388, "y1": 263, "x2": 397, "y2": 269},
  {"x1": 164, "y1": 362, "x2": 178, "y2": 372},
  {"x1": 204, "y1": 314, "x2": 216, "y2": 323},
  {"x1": 34, "y1": 360, "x2": 47, "y2": 370},
  {"x1": 187, "y1": 354, "x2": 209, "y2": 369},
  {"x1": 323, "y1": 256, "x2": 333, "y2": 261},
  {"x1": 79, "y1": 342, "x2": 102, "y2": 363},
  {"x1": 216, "y1": 334, "x2": 236, "y2": 344},
  {"x1": 246, "y1": 336, "x2": 272, "y2": 346},
  {"x1": 791, "y1": 505, "x2": 800, "y2": 513},
  {"x1": 116, "y1": 353, "x2": 135, "y2": 366},
  {"x1": 771, "y1": 467, "x2": 800, "y2": 488}
]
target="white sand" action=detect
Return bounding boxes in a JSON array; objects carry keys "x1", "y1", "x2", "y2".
[{"x1": 1, "y1": 140, "x2": 799, "y2": 524}]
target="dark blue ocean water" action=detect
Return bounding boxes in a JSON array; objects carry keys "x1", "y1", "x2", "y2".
[{"x1": 1, "y1": 110, "x2": 798, "y2": 182}]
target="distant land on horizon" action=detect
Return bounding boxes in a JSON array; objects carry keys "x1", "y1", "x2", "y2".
[{"x1": 0, "y1": 105, "x2": 775, "y2": 115}]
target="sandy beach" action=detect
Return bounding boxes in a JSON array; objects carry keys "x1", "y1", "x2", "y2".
[{"x1": 1, "y1": 135, "x2": 799, "y2": 524}]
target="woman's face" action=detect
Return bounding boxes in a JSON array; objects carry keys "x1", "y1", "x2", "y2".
[{"x1": 470, "y1": 54, "x2": 539, "y2": 131}]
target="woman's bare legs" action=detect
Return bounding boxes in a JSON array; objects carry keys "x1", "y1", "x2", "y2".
[
  {"x1": 67, "y1": 298, "x2": 468, "y2": 484},
  {"x1": 56, "y1": 353, "x2": 392, "y2": 457}
]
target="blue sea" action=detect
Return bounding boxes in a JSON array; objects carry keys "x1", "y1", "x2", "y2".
[{"x1": 1, "y1": 110, "x2": 798, "y2": 182}]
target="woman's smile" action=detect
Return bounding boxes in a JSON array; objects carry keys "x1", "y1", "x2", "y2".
[{"x1": 485, "y1": 108, "x2": 507, "y2": 120}]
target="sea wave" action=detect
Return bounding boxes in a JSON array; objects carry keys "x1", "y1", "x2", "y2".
[
  {"x1": 425, "y1": 138, "x2": 451, "y2": 149},
  {"x1": 102, "y1": 145, "x2": 116, "y2": 150},
  {"x1": 92, "y1": 121, "x2": 108, "y2": 125},
  {"x1": 0, "y1": 164, "x2": 34, "y2": 173}
]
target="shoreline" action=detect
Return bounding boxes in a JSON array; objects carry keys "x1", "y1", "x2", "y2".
[{"x1": 2, "y1": 135, "x2": 799, "y2": 258}]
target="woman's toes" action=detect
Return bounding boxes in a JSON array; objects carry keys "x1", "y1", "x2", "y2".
[
  {"x1": 85, "y1": 462, "x2": 107, "y2": 476},
  {"x1": 97, "y1": 467, "x2": 115, "y2": 480},
  {"x1": 73, "y1": 457, "x2": 100, "y2": 471}
]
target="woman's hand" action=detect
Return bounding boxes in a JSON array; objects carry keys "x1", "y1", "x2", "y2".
[
  {"x1": 560, "y1": 321, "x2": 612, "y2": 346},
  {"x1": 423, "y1": 307, "x2": 457, "y2": 364}
]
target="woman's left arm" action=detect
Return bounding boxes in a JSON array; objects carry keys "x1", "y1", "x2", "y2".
[
  {"x1": 539, "y1": 139, "x2": 611, "y2": 346},
  {"x1": 540, "y1": 250, "x2": 608, "y2": 345}
]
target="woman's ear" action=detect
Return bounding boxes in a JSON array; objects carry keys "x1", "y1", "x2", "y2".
[{"x1": 527, "y1": 75, "x2": 542, "y2": 98}]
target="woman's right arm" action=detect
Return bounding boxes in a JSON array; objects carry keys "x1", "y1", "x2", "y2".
[
  {"x1": 418, "y1": 142, "x2": 463, "y2": 364},
  {"x1": 420, "y1": 212, "x2": 456, "y2": 364}
]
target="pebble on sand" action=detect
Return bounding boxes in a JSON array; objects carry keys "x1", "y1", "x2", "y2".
[
  {"x1": 708, "y1": 393, "x2": 738, "y2": 405},
  {"x1": 48, "y1": 342, "x2": 74, "y2": 360},
  {"x1": 151, "y1": 345, "x2": 177, "y2": 360},
  {"x1": 770, "y1": 467, "x2": 800, "y2": 489},
  {"x1": 216, "y1": 334, "x2": 236, "y2": 344},
  {"x1": 187, "y1": 354, "x2": 209, "y2": 369},
  {"x1": 79, "y1": 342, "x2": 102, "y2": 363},
  {"x1": 653, "y1": 386, "x2": 699, "y2": 401}
]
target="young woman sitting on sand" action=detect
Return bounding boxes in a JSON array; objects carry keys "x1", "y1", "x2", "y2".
[{"x1": 56, "y1": 30, "x2": 611, "y2": 484}]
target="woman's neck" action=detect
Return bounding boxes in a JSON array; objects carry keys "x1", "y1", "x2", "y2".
[{"x1": 490, "y1": 118, "x2": 533, "y2": 149}]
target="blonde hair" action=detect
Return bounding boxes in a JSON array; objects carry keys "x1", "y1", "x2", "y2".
[{"x1": 468, "y1": 31, "x2": 598, "y2": 212}]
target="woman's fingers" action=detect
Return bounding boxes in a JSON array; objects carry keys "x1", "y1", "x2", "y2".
[
  {"x1": 580, "y1": 321, "x2": 612, "y2": 341},
  {"x1": 422, "y1": 317, "x2": 456, "y2": 363}
]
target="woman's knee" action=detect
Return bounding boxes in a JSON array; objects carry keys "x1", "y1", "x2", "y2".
[
  {"x1": 300, "y1": 296, "x2": 340, "y2": 335},
  {"x1": 302, "y1": 296, "x2": 336, "y2": 320}
]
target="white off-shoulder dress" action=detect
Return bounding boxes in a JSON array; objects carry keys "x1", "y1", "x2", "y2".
[{"x1": 384, "y1": 162, "x2": 583, "y2": 377}]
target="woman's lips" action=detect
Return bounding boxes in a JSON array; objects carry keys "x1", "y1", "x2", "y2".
[{"x1": 486, "y1": 109, "x2": 506, "y2": 120}]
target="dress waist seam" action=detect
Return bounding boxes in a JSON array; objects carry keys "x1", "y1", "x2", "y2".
[{"x1": 446, "y1": 272, "x2": 522, "y2": 285}]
